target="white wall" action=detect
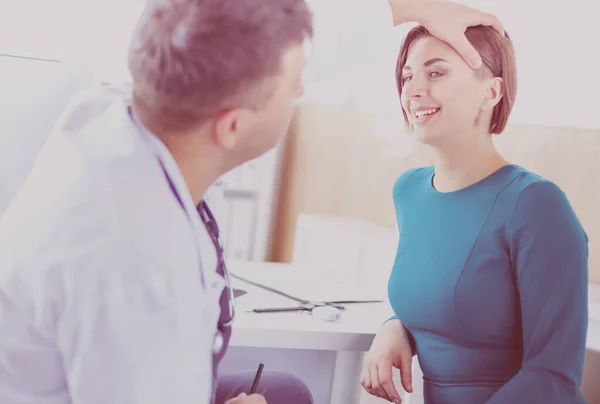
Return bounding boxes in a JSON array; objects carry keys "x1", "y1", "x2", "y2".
[{"x1": 460, "y1": 0, "x2": 599, "y2": 130}]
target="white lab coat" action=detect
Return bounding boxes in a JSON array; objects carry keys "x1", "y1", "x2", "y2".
[
  {"x1": 0, "y1": 59, "x2": 92, "y2": 215},
  {"x1": 0, "y1": 1, "x2": 394, "y2": 403}
]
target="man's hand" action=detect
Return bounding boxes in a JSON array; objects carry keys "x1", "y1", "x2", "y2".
[
  {"x1": 224, "y1": 392, "x2": 267, "y2": 404},
  {"x1": 391, "y1": 0, "x2": 505, "y2": 69}
]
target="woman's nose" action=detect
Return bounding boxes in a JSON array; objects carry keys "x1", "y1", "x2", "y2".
[{"x1": 405, "y1": 74, "x2": 428, "y2": 98}]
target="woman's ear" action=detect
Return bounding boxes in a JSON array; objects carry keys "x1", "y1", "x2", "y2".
[{"x1": 481, "y1": 77, "x2": 504, "y2": 110}]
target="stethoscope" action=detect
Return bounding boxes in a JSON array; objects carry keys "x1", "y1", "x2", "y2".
[
  {"x1": 197, "y1": 199, "x2": 235, "y2": 355},
  {"x1": 162, "y1": 172, "x2": 236, "y2": 356},
  {"x1": 130, "y1": 106, "x2": 235, "y2": 355}
]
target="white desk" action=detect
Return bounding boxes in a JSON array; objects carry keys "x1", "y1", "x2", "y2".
[
  {"x1": 224, "y1": 260, "x2": 395, "y2": 404},
  {"x1": 229, "y1": 261, "x2": 392, "y2": 350},
  {"x1": 224, "y1": 261, "x2": 600, "y2": 404}
]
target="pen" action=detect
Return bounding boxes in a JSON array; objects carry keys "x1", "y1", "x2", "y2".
[{"x1": 249, "y1": 363, "x2": 264, "y2": 394}]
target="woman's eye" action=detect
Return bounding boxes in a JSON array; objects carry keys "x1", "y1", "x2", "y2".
[
  {"x1": 402, "y1": 75, "x2": 412, "y2": 84},
  {"x1": 429, "y1": 71, "x2": 444, "y2": 78}
]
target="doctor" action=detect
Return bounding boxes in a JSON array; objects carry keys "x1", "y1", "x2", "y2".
[{"x1": 0, "y1": 0, "x2": 503, "y2": 403}]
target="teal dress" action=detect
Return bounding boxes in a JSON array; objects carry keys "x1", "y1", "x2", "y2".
[{"x1": 388, "y1": 165, "x2": 588, "y2": 403}]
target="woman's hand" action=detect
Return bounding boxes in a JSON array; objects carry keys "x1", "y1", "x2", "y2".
[{"x1": 360, "y1": 319, "x2": 414, "y2": 403}]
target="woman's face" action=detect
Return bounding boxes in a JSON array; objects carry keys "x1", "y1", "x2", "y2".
[{"x1": 400, "y1": 36, "x2": 501, "y2": 146}]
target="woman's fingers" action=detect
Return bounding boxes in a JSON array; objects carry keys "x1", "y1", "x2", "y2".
[
  {"x1": 370, "y1": 364, "x2": 392, "y2": 401},
  {"x1": 398, "y1": 350, "x2": 414, "y2": 394},
  {"x1": 377, "y1": 363, "x2": 402, "y2": 403},
  {"x1": 360, "y1": 366, "x2": 375, "y2": 395}
]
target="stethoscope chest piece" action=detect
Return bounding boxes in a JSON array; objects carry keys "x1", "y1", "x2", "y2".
[
  {"x1": 311, "y1": 305, "x2": 342, "y2": 322},
  {"x1": 213, "y1": 331, "x2": 224, "y2": 354}
]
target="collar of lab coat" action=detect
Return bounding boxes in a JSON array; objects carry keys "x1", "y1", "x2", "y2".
[
  {"x1": 127, "y1": 107, "x2": 216, "y2": 289},
  {"x1": 129, "y1": 109, "x2": 200, "y2": 215}
]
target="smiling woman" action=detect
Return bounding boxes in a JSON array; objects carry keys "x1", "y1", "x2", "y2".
[
  {"x1": 360, "y1": 24, "x2": 590, "y2": 404},
  {"x1": 395, "y1": 25, "x2": 517, "y2": 144}
]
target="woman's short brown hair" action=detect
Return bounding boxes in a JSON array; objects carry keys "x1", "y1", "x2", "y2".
[{"x1": 395, "y1": 25, "x2": 517, "y2": 134}]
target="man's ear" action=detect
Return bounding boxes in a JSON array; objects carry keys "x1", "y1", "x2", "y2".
[
  {"x1": 212, "y1": 108, "x2": 254, "y2": 150},
  {"x1": 481, "y1": 77, "x2": 504, "y2": 110}
]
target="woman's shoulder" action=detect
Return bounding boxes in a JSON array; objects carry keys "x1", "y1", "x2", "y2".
[
  {"x1": 505, "y1": 165, "x2": 567, "y2": 203},
  {"x1": 393, "y1": 165, "x2": 434, "y2": 191},
  {"x1": 506, "y1": 165, "x2": 584, "y2": 231},
  {"x1": 505, "y1": 166, "x2": 588, "y2": 251},
  {"x1": 392, "y1": 165, "x2": 434, "y2": 203}
]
